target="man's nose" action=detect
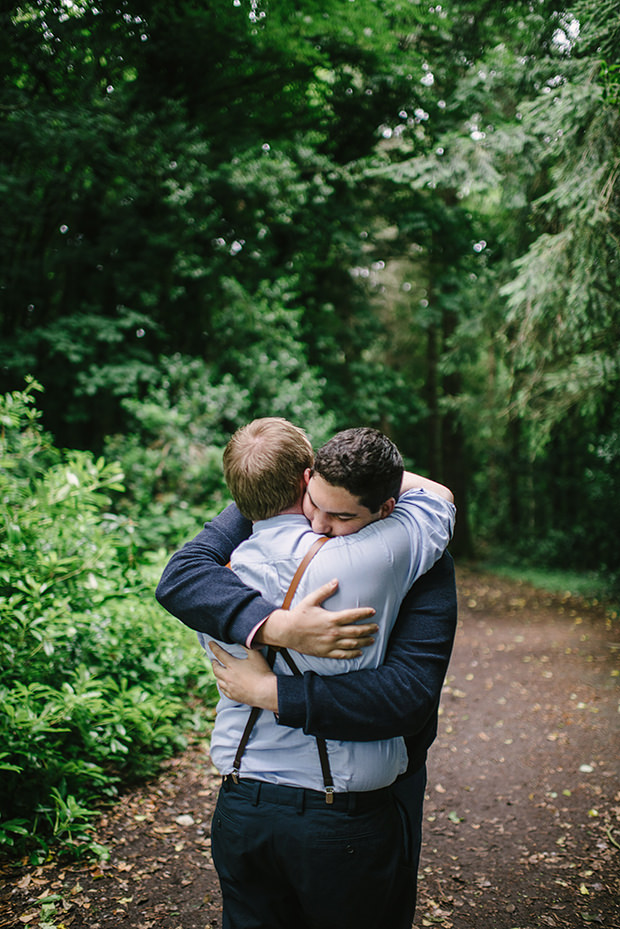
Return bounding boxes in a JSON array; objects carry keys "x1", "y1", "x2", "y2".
[{"x1": 311, "y1": 512, "x2": 332, "y2": 535}]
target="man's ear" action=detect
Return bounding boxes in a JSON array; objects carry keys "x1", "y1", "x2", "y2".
[
  {"x1": 378, "y1": 497, "x2": 396, "y2": 520},
  {"x1": 303, "y1": 467, "x2": 312, "y2": 486}
]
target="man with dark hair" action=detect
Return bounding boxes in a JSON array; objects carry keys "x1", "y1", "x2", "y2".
[
  {"x1": 312, "y1": 425, "x2": 404, "y2": 513},
  {"x1": 157, "y1": 421, "x2": 456, "y2": 929}
]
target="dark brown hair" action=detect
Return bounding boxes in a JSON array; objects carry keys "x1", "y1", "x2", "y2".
[{"x1": 314, "y1": 427, "x2": 403, "y2": 512}]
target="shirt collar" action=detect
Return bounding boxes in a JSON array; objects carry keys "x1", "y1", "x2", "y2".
[{"x1": 251, "y1": 513, "x2": 310, "y2": 533}]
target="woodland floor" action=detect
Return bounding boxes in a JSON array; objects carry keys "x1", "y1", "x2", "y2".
[{"x1": 1, "y1": 565, "x2": 619, "y2": 929}]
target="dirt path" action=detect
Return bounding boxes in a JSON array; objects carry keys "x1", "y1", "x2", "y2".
[
  {"x1": 1, "y1": 567, "x2": 619, "y2": 929},
  {"x1": 420, "y1": 568, "x2": 619, "y2": 929}
]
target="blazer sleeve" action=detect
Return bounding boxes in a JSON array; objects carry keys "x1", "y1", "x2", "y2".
[
  {"x1": 276, "y1": 552, "x2": 458, "y2": 743},
  {"x1": 155, "y1": 503, "x2": 278, "y2": 644}
]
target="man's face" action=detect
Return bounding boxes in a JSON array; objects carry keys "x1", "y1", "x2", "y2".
[{"x1": 302, "y1": 470, "x2": 393, "y2": 537}]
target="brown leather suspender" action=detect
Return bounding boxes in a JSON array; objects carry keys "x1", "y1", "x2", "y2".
[
  {"x1": 230, "y1": 536, "x2": 336, "y2": 803},
  {"x1": 279, "y1": 536, "x2": 329, "y2": 608}
]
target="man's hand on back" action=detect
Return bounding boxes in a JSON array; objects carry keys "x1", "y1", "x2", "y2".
[
  {"x1": 210, "y1": 643, "x2": 278, "y2": 712},
  {"x1": 256, "y1": 579, "x2": 378, "y2": 659}
]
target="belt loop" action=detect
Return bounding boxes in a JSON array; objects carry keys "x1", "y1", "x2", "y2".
[
  {"x1": 347, "y1": 792, "x2": 356, "y2": 814},
  {"x1": 251, "y1": 781, "x2": 261, "y2": 806},
  {"x1": 296, "y1": 789, "x2": 305, "y2": 815}
]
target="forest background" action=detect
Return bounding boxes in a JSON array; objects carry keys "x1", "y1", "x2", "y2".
[{"x1": 1, "y1": 0, "x2": 619, "y2": 862}]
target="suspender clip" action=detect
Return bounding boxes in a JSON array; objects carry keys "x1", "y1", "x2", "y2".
[
  {"x1": 325, "y1": 786, "x2": 334, "y2": 805},
  {"x1": 231, "y1": 769, "x2": 239, "y2": 784}
]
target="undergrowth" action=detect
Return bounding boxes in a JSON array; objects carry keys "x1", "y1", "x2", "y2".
[{"x1": 0, "y1": 381, "x2": 217, "y2": 862}]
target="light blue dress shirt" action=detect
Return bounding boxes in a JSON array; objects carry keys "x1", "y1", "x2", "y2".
[{"x1": 200, "y1": 488, "x2": 455, "y2": 793}]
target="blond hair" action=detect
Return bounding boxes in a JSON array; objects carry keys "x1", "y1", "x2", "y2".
[{"x1": 223, "y1": 418, "x2": 314, "y2": 521}]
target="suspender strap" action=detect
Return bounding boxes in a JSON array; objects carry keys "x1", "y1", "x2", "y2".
[
  {"x1": 231, "y1": 706, "x2": 261, "y2": 780},
  {"x1": 281, "y1": 536, "x2": 330, "y2": 609},
  {"x1": 231, "y1": 646, "x2": 277, "y2": 780},
  {"x1": 231, "y1": 536, "x2": 335, "y2": 802},
  {"x1": 276, "y1": 644, "x2": 335, "y2": 802}
]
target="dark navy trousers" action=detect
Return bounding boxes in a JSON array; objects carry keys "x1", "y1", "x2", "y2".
[
  {"x1": 211, "y1": 767, "x2": 426, "y2": 929},
  {"x1": 391, "y1": 764, "x2": 428, "y2": 921}
]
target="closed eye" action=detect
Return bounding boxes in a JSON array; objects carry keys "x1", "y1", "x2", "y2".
[{"x1": 306, "y1": 489, "x2": 357, "y2": 521}]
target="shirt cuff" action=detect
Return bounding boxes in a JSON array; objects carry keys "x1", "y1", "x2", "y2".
[
  {"x1": 245, "y1": 615, "x2": 270, "y2": 649},
  {"x1": 227, "y1": 597, "x2": 278, "y2": 646}
]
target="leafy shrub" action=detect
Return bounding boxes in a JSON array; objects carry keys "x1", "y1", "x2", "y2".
[
  {"x1": 104, "y1": 352, "x2": 335, "y2": 552},
  {"x1": 0, "y1": 381, "x2": 216, "y2": 861},
  {"x1": 103, "y1": 355, "x2": 234, "y2": 552}
]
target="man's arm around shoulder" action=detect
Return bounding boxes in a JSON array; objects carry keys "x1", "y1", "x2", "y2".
[
  {"x1": 156, "y1": 504, "x2": 275, "y2": 643},
  {"x1": 277, "y1": 551, "x2": 458, "y2": 742},
  {"x1": 157, "y1": 504, "x2": 379, "y2": 656}
]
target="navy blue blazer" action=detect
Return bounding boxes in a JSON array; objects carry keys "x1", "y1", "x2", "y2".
[{"x1": 156, "y1": 503, "x2": 457, "y2": 777}]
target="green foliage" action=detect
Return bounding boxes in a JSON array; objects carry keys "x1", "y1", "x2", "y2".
[
  {"x1": 104, "y1": 351, "x2": 334, "y2": 552},
  {"x1": 499, "y1": 67, "x2": 620, "y2": 453},
  {"x1": 0, "y1": 384, "x2": 216, "y2": 860},
  {"x1": 478, "y1": 560, "x2": 615, "y2": 605},
  {"x1": 2, "y1": 0, "x2": 620, "y2": 578},
  {"x1": 3, "y1": 0, "x2": 619, "y2": 864}
]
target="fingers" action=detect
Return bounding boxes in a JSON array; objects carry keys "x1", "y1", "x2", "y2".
[
  {"x1": 339, "y1": 634, "x2": 376, "y2": 650},
  {"x1": 244, "y1": 647, "x2": 270, "y2": 669},
  {"x1": 300, "y1": 582, "x2": 377, "y2": 623},
  {"x1": 209, "y1": 641, "x2": 229, "y2": 666},
  {"x1": 341, "y1": 609, "x2": 377, "y2": 623},
  {"x1": 210, "y1": 641, "x2": 253, "y2": 665},
  {"x1": 300, "y1": 578, "x2": 378, "y2": 613},
  {"x1": 301, "y1": 578, "x2": 340, "y2": 607},
  {"x1": 333, "y1": 614, "x2": 378, "y2": 630},
  {"x1": 325, "y1": 648, "x2": 363, "y2": 659},
  {"x1": 320, "y1": 634, "x2": 375, "y2": 656},
  {"x1": 211, "y1": 660, "x2": 226, "y2": 691},
  {"x1": 328, "y1": 619, "x2": 378, "y2": 641}
]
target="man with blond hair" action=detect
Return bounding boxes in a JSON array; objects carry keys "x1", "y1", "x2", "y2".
[
  {"x1": 222, "y1": 417, "x2": 315, "y2": 521},
  {"x1": 158, "y1": 417, "x2": 455, "y2": 929}
]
